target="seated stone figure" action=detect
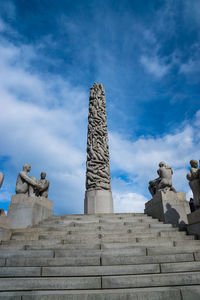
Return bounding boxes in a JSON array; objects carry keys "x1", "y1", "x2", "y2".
[
  {"x1": 186, "y1": 160, "x2": 200, "y2": 208},
  {"x1": 149, "y1": 162, "x2": 176, "y2": 197},
  {"x1": 37, "y1": 172, "x2": 49, "y2": 198},
  {"x1": 0, "y1": 171, "x2": 4, "y2": 188},
  {"x1": 16, "y1": 164, "x2": 41, "y2": 196}
]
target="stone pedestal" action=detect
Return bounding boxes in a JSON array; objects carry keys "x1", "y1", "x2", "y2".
[
  {"x1": 7, "y1": 194, "x2": 53, "y2": 229},
  {"x1": 144, "y1": 190, "x2": 190, "y2": 230},
  {"x1": 0, "y1": 215, "x2": 11, "y2": 241},
  {"x1": 84, "y1": 189, "x2": 113, "y2": 214},
  {"x1": 187, "y1": 210, "x2": 200, "y2": 238}
]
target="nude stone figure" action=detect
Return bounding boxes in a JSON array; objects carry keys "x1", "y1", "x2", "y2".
[
  {"x1": 149, "y1": 162, "x2": 176, "y2": 197},
  {"x1": 15, "y1": 164, "x2": 49, "y2": 198},
  {"x1": 38, "y1": 172, "x2": 49, "y2": 198},
  {"x1": 187, "y1": 160, "x2": 200, "y2": 208},
  {"x1": 16, "y1": 164, "x2": 41, "y2": 196}
]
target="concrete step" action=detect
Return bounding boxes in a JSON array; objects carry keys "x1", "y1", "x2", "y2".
[
  {"x1": 2, "y1": 261, "x2": 200, "y2": 278},
  {"x1": 4, "y1": 252, "x2": 195, "y2": 267},
  {"x1": 6, "y1": 256, "x2": 100, "y2": 267},
  {"x1": 0, "y1": 272, "x2": 200, "y2": 291},
  {"x1": 0, "y1": 250, "x2": 54, "y2": 258},
  {"x1": 160, "y1": 261, "x2": 200, "y2": 273},
  {"x1": 102, "y1": 272, "x2": 200, "y2": 288},
  {"x1": 0, "y1": 277, "x2": 101, "y2": 291},
  {"x1": 2, "y1": 245, "x2": 197, "y2": 260},
  {"x1": 0, "y1": 287, "x2": 184, "y2": 300},
  {"x1": 1, "y1": 212, "x2": 199, "y2": 297},
  {"x1": 102, "y1": 252, "x2": 194, "y2": 265},
  {"x1": 148, "y1": 245, "x2": 200, "y2": 255},
  {"x1": 0, "y1": 264, "x2": 160, "y2": 277},
  {"x1": 54, "y1": 248, "x2": 146, "y2": 257}
]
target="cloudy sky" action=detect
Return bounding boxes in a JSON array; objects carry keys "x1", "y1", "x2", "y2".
[{"x1": 0, "y1": 0, "x2": 200, "y2": 214}]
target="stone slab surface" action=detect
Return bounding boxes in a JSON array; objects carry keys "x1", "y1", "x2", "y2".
[
  {"x1": 188, "y1": 209, "x2": 200, "y2": 225},
  {"x1": 0, "y1": 277, "x2": 101, "y2": 291},
  {"x1": 8, "y1": 194, "x2": 53, "y2": 229},
  {"x1": 42, "y1": 264, "x2": 160, "y2": 276},
  {"x1": 0, "y1": 250, "x2": 54, "y2": 258},
  {"x1": 6, "y1": 257, "x2": 100, "y2": 267},
  {"x1": 147, "y1": 246, "x2": 200, "y2": 255},
  {"x1": 0, "y1": 267, "x2": 41, "y2": 277},
  {"x1": 84, "y1": 190, "x2": 113, "y2": 214},
  {"x1": 145, "y1": 191, "x2": 190, "y2": 229},
  {"x1": 0, "y1": 287, "x2": 182, "y2": 300},
  {"x1": 102, "y1": 272, "x2": 200, "y2": 288},
  {"x1": 161, "y1": 261, "x2": 200, "y2": 273},
  {"x1": 102, "y1": 253, "x2": 194, "y2": 266},
  {"x1": 181, "y1": 286, "x2": 200, "y2": 300}
]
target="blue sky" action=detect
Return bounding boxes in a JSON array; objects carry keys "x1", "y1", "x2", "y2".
[{"x1": 0, "y1": 0, "x2": 200, "y2": 214}]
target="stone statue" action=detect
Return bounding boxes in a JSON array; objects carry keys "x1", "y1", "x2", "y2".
[
  {"x1": 0, "y1": 171, "x2": 4, "y2": 188},
  {"x1": 149, "y1": 161, "x2": 176, "y2": 196},
  {"x1": 16, "y1": 164, "x2": 49, "y2": 197},
  {"x1": 186, "y1": 160, "x2": 200, "y2": 208},
  {"x1": 37, "y1": 172, "x2": 49, "y2": 198},
  {"x1": 85, "y1": 83, "x2": 111, "y2": 191}
]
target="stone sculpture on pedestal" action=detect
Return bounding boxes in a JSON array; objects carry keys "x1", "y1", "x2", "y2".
[
  {"x1": 186, "y1": 160, "x2": 200, "y2": 209},
  {"x1": 84, "y1": 83, "x2": 113, "y2": 214},
  {"x1": 145, "y1": 161, "x2": 190, "y2": 229},
  {"x1": 16, "y1": 164, "x2": 49, "y2": 198},
  {"x1": 148, "y1": 162, "x2": 176, "y2": 196},
  {"x1": 8, "y1": 164, "x2": 53, "y2": 228}
]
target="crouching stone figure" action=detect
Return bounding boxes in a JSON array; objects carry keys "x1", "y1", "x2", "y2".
[{"x1": 149, "y1": 162, "x2": 176, "y2": 197}]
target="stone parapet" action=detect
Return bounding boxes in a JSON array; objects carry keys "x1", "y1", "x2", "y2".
[
  {"x1": 7, "y1": 194, "x2": 53, "y2": 229},
  {"x1": 145, "y1": 190, "x2": 190, "y2": 230}
]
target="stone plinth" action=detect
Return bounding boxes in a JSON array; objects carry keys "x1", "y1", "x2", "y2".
[
  {"x1": 0, "y1": 215, "x2": 11, "y2": 241},
  {"x1": 7, "y1": 194, "x2": 53, "y2": 229},
  {"x1": 187, "y1": 209, "x2": 200, "y2": 238},
  {"x1": 84, "y1": 189, "x2": 113, "y2": 214},
  {"x1": 0, "y1": 215, "x2": 10, "y2": 229},
  {"x1": 145, "y1": 190, "x2": 190, "y2": 230}
]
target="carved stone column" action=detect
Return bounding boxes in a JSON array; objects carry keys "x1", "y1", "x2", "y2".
[{"x1": 84, "y1": 83, "x2": 114, "y2": 214}]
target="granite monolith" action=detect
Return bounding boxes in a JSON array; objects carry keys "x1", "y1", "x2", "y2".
[{"x1": 84, "y1": 83, "x2": 113, "y2": 214}]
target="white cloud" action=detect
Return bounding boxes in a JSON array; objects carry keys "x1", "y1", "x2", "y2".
[
  {"x1": 114, "y1": 192, "x2": 148, "y2": 213},
  {"x1": 110, "y1": 117, "x2": 200, "y2": 207},
  {"x1": 179, "y1": 57, "x2": 200, "y2": 75},
  {"x1": 0, "y1": 29, "x2": 89, "y2": 214},
  {"x1": 140, "y1": 55, "x2": 170, "y2": 78}
]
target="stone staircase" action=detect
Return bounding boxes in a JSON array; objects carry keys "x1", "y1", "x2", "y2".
[{"x1": 1, "y1": 213, "x2": 200, "y2": 299}]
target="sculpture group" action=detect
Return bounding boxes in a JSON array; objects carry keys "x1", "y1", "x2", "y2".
[
  {"x1": 0, "y1": 83, "x2": 200, "y2": 218},
  {"x1": 16, "y1": 164, "x2": 49, "y2": 198},
  {"x1": 86, "y1": 83, "x2": 111, "y2": 191},
  {"x1": 148, "y1": 159, "x2": 200, "y2": 211}
]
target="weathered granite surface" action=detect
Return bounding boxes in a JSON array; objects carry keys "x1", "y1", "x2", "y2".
[
  {"x1": 7, "y1": 194, "x2": 53, "y2": 228},
  {"x1": 145, "y1": 190, "x2": 190, "y2": 230},
  {"x1": 84, "y1": 83, "x2": 113, "y2": 213},
  {"x1": 187, "y1": 209, "x2": 200, "y2": 238}
]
